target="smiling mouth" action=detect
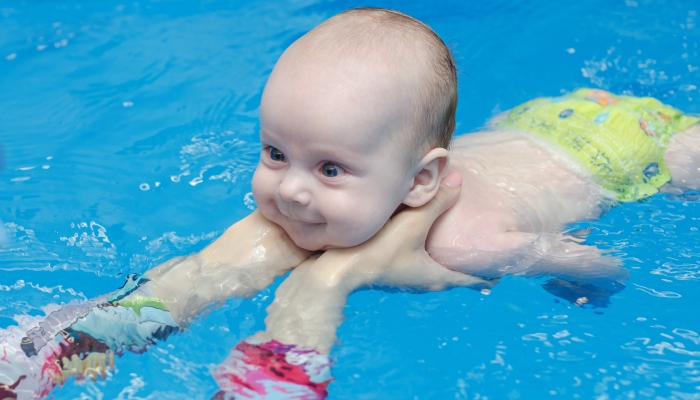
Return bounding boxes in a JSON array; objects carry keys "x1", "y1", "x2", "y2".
[
  {"x1": 278, "y1": 208, "x2": 324, "y2": 225},
  {"x1": 287, "y1": 217, "x2": 323, "y2": 225}
]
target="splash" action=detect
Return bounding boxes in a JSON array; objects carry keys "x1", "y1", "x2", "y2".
[{"x1": 169, "y1": 131, "x2": 258, "y2": 187}]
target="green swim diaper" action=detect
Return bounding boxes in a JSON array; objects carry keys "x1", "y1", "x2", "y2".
[{"x1": 497, "y1": 88, "x2": 699, "y2": 201}]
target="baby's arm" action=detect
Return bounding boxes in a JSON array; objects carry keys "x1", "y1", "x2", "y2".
[{"x1": 430, "y1": 230, "x2": 628, "y2": 286}]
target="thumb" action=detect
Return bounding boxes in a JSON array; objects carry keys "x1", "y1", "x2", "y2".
[
  {"x1": 395, "y1": 172, "x2": 462, "y2": 238},
  {"x1": 417, "y1": 171, "x2": 462, "y2": 221}
]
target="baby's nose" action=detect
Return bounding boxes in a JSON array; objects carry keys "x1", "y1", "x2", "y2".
[{"x1": 278, "y1": 171, "x2": 311, "y2": 206}]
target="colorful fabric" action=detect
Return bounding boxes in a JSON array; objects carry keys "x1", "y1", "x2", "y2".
[
  {"x1": 213, "y1": 339, "x2": 333, "y2": 400},
  {"x1": 0, "y1": 276, "x2": 178, "y2": 399},
  {"x1": 497, "y1": 88, "x2": 699, "y2": 201}
]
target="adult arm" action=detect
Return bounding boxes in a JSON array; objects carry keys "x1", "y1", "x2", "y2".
[
  {"x1": 212, "y1": 173, "x2": 492, "y2": 399},
  {"x1": 147, "y1": 209, "x2": 313, "y2": 324},
  {"x1": 0, "y1": 210, "x2": 312, "y2": 398},
  {"x1": 253, "y1": 173, "x2": 492, "y2": 354}
]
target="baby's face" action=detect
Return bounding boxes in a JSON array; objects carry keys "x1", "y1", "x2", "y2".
[{"x1": 252, "y1": 48, "x2": 416, "y2": 251}]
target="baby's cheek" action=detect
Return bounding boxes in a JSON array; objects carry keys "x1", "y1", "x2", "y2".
[
  {"x1": 251, "y1": 172, "x2": 277, "y2": 221},
  {"x1": 335, "y1": 206, "x2": 388, "y2": 247},
  {"x1": 251, "y1": 166, "x2": 265, "y2": 194},
  {"x1": 251, "y1": 167, "x2": 275, "y2": 202}
]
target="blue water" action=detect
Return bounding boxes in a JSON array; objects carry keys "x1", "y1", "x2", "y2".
[{"x1": 1, "y1": 0, "x2": 699, "y2": 398}]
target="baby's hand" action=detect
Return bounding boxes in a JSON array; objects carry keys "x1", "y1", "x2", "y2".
[{"x1": 315, "y1": 172, "x2": 494, "y2": 293}]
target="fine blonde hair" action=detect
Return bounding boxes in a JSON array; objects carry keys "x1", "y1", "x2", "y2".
[{"x1": 305, "y1": 7, "x2": 458, "y2": 162}]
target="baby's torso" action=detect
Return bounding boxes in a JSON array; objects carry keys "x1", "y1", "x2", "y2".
[
  {"x1": 426, "y1": 130, "x2": 607, "y2": 253},
  {"x1": 423, "y1": 89, "x2": 698, "y2": 271}
]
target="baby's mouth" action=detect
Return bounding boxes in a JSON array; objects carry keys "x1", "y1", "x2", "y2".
[{"x1": 278, "y1": 206, "x2": 324, "y2": 225}]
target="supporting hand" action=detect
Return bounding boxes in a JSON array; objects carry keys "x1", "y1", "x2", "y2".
[
  {"x1": 258, "y1": 173, "x2": 494, "y2": 353},
  {"x1": 314, "y1": 172, "x2": 494, "y2": 294}
]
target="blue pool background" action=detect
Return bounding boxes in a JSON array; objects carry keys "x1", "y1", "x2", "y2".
[{"x1": 1, "y1": 0, "x2": 700, "y2": 398}]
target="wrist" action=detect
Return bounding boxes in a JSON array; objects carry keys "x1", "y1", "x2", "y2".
[{"x1": 308, "y1": 249, "x2": 368, "y2": 293}]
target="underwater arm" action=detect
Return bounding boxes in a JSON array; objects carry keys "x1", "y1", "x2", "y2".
[
  {"x1": 512, "y1": 231, "x2": 628, "y2": 282},
  {"x1": 431, "y1": 230, "x2": 628, "y2": 284}
]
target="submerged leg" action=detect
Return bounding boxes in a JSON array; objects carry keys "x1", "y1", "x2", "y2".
[{"x1": 541, "y1": 277, "x2": 626, "y2": 308}]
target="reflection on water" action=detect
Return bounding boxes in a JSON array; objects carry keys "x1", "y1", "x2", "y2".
[
  {"x1": 0, "y1": 0, "x2": 699, "y2": 398},
  {"x1": 169, "y1": 130, "x2": 258, "y2": 188}
]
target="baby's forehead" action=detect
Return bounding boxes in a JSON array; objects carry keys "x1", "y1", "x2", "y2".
[
  {"x1": 268, "y1": 10, "x2": 450, "y2": 165},
  {"x1": 282, "y1": 27, "x2": 429, "y2": 121},
  {"x1": 291, "y1": 14, "x2": 433, "y2": 73}
]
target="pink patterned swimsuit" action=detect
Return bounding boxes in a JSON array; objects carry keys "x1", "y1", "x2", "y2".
[{"x1": 213, "y1": 339, "x2": 333, "y2": 400}]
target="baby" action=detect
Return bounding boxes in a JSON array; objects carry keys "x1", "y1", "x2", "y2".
[
  {"x1": 246, "y1": 7, "x2": 699, "y2": 285},
  {"x1": 2, "y1": 7, "x2": 700, "y2": 400},
  {"x1": 191, "y1": 7, "x2": 700, "y2": 398},
  {"x1": 207, "y1": 8, "x2": 700, "y2": 397}
]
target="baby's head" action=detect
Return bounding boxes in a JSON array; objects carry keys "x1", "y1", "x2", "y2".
[{"x1": 252, "y1": 8, "x2": 457, "y2": 250}]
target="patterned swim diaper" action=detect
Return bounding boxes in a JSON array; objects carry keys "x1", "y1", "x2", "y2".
[{"x1": 497, "y1": 88, "x2": 699, "y2": 201}]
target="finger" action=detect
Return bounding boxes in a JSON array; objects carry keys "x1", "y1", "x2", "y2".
[
  {"x1": 421, "y1": 171, "x2": 462, "y2": 217},
  {"x1": 420, "y1": 256, "x2": 493, "y2": 291},
  {"x1": 380, "y1": 254, "x2": 494, "y2": 292}
]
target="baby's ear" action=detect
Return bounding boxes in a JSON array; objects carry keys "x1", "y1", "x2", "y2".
[{"x1": 402, "y1": 148, "x2": 449, "y2": 208}]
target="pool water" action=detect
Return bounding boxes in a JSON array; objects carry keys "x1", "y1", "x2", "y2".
[{"x1": 1, "y1": 0, "x2": 699, "y2": 398}]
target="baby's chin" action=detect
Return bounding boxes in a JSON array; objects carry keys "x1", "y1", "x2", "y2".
[
  {"x1": 288, "y1": 233, "x2": 336, "y2": 252},
  {"x1": 288, "y1": 230, "x2": 372, "y2": 252}
]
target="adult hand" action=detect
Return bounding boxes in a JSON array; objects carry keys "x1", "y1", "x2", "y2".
[
  {"x1": 311, "y1": 172, "x2": 494, "y2": 294},
  {"x1": 258, "y1": 172, "x2": 494, "y2": 353}
]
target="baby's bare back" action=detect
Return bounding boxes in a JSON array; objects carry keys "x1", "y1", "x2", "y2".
[
  {"x1": 425, "y1": 130, "x2": 619, "y2": 281},
  {"x1": 426, "y1": 126, "x2": 699, "y2": 282},
  {"x1": 427, "y1": 130, "x2": 607, "y2": 250}
]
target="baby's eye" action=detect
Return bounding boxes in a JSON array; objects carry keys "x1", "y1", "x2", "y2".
[
  {"x1": 321, "y1": 163, "x2": 344, "y2": 177},
  {"x1": 267, "y1": 146, "x2": 286, "y2": 162}
]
